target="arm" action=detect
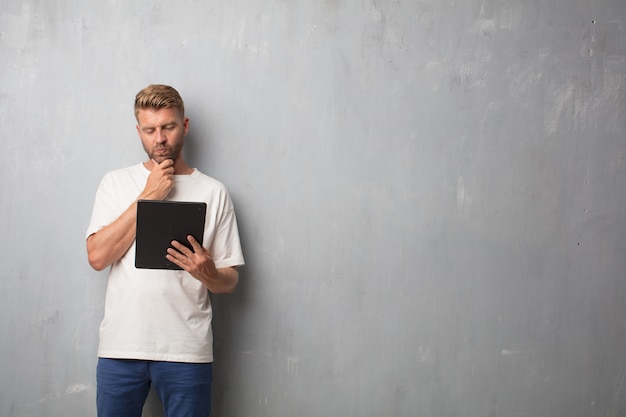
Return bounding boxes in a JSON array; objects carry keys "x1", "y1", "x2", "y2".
[
  {"x1": 86, "y1": 159, "x2": 176, "y2": 271},
  {"x1": 167, "y1": 236, "x2": 240, "y2": 294},
  {"x1": 86, "y1": 200, "x2": 141, "y2": 271}
]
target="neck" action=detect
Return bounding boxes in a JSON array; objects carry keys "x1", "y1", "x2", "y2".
[{"x1": 173, "y1": 159, "x2": 193, "y2": 175}]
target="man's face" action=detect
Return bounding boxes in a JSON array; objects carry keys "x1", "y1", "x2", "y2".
[{"x1": 136, "y1": 107, "x2": 189, "y2": 164}]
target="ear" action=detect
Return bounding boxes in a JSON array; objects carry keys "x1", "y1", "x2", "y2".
[{"x1": 183, "y1": 117, "x2": 190, "y2": 136}]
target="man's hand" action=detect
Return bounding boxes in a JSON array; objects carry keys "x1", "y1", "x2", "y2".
[
  {"x1": 141, "y1": 159, "x2": 175, "y2": 200},
  {"x1": 167, "y1": 235, "x2": 239, "y2": 293}
]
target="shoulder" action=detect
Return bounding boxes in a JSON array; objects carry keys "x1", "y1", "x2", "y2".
[
  {"x1": 105, "y1": 163, "x2": 147, "y2": 178},
  {"x1": 191, "y1": 170, "x2": 229, "y2": 191},
  {"x1": 100, "y1": 163, "x2": 147, "y2": 183},
  {"x1": 182, "y1": 170, "x2": 235, "y2": 208},
  {"x1": 96, "y1": 163, "x2": 148, "y2": 193}
]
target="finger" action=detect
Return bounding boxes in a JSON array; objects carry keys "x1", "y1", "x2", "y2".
[
  {"x1": 159, "y1": 158, "x2": 174, "y2": 168},
  {"x1": 166, "y1": 252, "x2": 187, "y2": 269},
  {"x1": 170, "y1": 240, "x2": 191, "y2": 255},
  {"x1": 187, "y1": 235, "x2": 202, "y2": 251},
  {"x1": 167, "y1": 247, "x2": 191, "y2": 267},
  {"x1": 151, "y1": 159, "x2": 172, "y2": 172}
]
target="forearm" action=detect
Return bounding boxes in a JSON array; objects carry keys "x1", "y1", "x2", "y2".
[
  {"x1": 200, "y1": 266, "x2": 239, "y2": 294},
  {"x1": 86, "y1": 200, "x2": 139, "y2": 271},
  {"x1": 87, "y1": 161, "x2": 176, "y2": 271}
]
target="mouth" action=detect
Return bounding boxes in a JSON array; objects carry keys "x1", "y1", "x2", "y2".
[{"x1": 151, "y1": 148, "x2": 171, "y2": 163}]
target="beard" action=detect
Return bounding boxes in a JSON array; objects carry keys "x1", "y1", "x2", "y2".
[{"x1": 146, "y1": 141, "x2": 183, "y2": 164}]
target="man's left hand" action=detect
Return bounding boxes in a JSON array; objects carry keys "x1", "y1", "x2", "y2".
[
  {"x1": 167, "y1": 235, "x2": 239, "y2": 293},
  {"x1": 167, "y1": 235, "x2": 218, "y2": 282}
]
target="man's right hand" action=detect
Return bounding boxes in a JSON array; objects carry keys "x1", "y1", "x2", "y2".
[
  {"x1": 141, "y1": 159, "x2": 175, "y2": 200},
  {"x1": 87, "y1": 159, "x2": 177, "y2": 271}
]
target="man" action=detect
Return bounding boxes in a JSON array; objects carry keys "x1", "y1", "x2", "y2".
[{"x1": 86, "y1": 84, "x2": 244, "y2": 417}]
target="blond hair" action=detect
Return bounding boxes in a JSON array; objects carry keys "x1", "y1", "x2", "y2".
[{"x1": 134, "y1": 84, "x2": 185, "y2": 120}]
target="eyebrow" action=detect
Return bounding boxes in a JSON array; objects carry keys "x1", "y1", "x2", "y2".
[{"x1": 140, "y1": 121, "x2": 178, "y2": 130}]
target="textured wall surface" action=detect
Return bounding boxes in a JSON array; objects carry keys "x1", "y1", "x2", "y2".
[{"x1": 1, "y1": 1, "x2": 626, "y2": 416}]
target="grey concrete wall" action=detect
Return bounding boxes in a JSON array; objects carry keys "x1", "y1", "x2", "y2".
[{"x1": 1, "y1": 1, "x2": 626, "y2": 416}]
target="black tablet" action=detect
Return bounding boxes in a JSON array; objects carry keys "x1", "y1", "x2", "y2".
[{"x1": 135, "y1": 200, "x2": 207, "y2": 270}]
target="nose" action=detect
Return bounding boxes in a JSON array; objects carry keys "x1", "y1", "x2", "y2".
[{"x1": 155, "y1": 129, "x2": 166, "y2": 144}]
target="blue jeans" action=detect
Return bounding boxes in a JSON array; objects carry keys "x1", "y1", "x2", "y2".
[{"x1": 97, "y1": 358, "x2": 213, "y2": 417}]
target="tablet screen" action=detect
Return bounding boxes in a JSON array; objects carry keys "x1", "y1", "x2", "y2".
[{"x1": 135, "y1": 200, "x2": 207, "y2": 270}]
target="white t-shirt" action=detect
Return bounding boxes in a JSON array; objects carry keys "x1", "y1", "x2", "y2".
[{"x1": 86, "y1": 163, "x2": 245, "y2": 363}]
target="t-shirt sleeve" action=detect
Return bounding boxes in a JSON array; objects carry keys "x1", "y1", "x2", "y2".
[
  {"x1": 85, "y1": 173, "x2": 121, "y2": 239},
  {"x1": 210, "y1": 193, "x2": 245, "y2": 269}
]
